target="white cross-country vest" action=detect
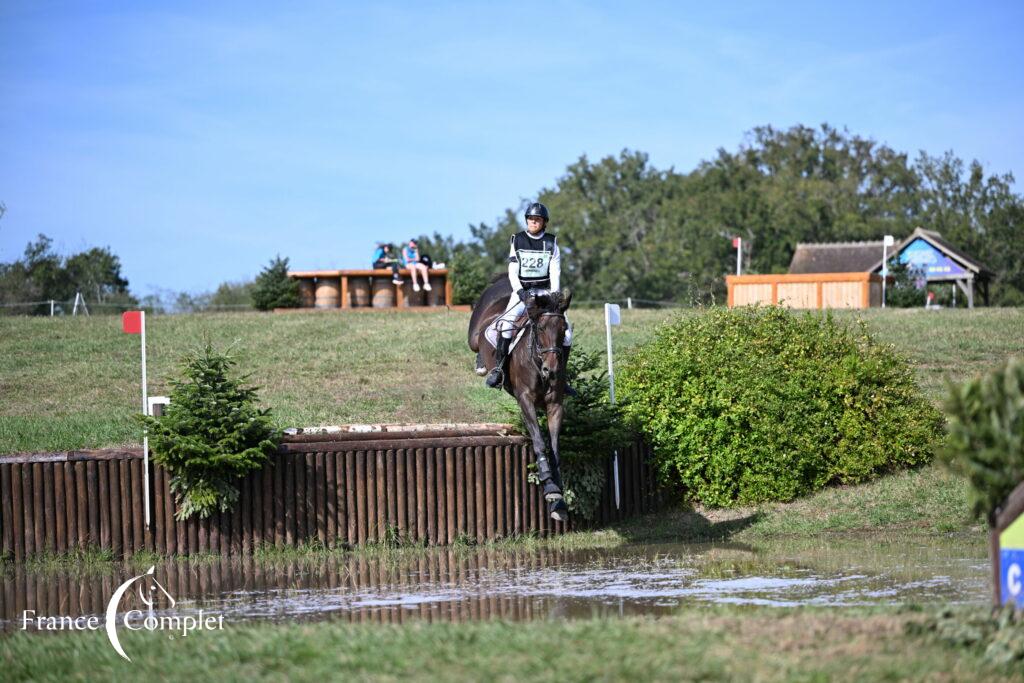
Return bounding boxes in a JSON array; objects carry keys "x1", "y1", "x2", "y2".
[{"x1": 510, "y1": 231, "x2": 557, "y2": 289}]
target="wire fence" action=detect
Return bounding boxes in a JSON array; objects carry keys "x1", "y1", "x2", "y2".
[{"x1": 0, "y1": 298, "x2": 257, "y2": 316}]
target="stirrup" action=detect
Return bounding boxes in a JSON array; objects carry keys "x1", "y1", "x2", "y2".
[{"x1": 485, "y1": 367, "x2": 504, "y2": 388}]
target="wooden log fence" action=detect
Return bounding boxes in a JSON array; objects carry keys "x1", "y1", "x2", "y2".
[{"x1": 0, "y1": 429, "x2": 659, "y2": 560}]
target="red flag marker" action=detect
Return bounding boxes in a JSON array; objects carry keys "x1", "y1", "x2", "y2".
[
  {"x1": 122, "y1": 310, "x2": 142, "y2": 334},
  {"x1": 732, "y1": 237, "x2": 740, "y2": 248},
  {"x1": 122, "y1": 310, "x2": 151, "y2": 527}
]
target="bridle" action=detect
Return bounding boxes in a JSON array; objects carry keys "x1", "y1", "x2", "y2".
[{"x1": 527, "y1": 311, "x2": 566, "y2": 375}]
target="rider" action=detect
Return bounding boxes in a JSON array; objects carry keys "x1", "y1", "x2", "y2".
[{"x1": 484, "y1": 201, "x2": 573, "y2": 388}]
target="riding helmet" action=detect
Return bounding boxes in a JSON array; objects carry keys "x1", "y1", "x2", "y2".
[{"x1": 524, "y1": 202, "x2": 549, "y2": 222}]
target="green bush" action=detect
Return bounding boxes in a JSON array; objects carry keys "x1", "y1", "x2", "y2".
[
  {"x1": 940, "y1": 358, "x2": 1024, "y2": 524},
  {"x1": 449, "y1": 251, "x2": 491, "y2": 306},
  {"x1": 251, "y1": 255, "x2": 300, "y2": 311},
  {"x1": 618, "y1": 306, "x2": 943, "y2": 507},
  {"x1": 509, "y1": 347, "x2": 632, "y2": 519},
  {"x1": 141, "y1": 342, "x2": 279, "y2": 519}
]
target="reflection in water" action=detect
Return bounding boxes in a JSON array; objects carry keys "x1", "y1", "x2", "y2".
[{"x1": 1, "y1": 536, "x2": 988, "y2": 631}]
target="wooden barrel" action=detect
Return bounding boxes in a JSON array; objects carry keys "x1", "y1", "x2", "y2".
[
  {"x1": 297, "y1": 279, "x2": 315, "y2": 308},
  {"x1": 315, "y1": 279, "x2": 340, "y2": 309},
  {"x1": 350, "y1": 277, "x2": 370, "y2": 307},
  {"x1": 371, "y1": 279, "x2": 395, "y2": 308},
  {"x1": 403, "y1": 281, "x2": 427, "y2": 307},
  {"x1": 428, "y1": 274, "x2": 445, "y2": 306}
]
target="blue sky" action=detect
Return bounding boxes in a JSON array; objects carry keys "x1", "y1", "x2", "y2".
[{"x1": 2, "y1": 1, "x2": 1022, "y2": 297}]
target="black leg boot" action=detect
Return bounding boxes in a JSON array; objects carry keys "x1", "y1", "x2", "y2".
[
  {"x1": 485, "y1": 336, "x2": 511, "y2": 388},
  {"x1": 537, "y1": 455, "x2": 569, "y2": 522}
]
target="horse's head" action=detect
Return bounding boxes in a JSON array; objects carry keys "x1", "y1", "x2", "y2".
[{"x1": 526, "y1": 288, "x2": 573, "y2": 384}]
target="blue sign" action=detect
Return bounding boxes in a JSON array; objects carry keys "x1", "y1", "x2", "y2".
[
  {"x1": 898, "y1": 238, "x2": 967, "y2": 278},
  {"x1": 1002, "y1": 550, "x2": 1024, "y2": 607},
  {"x1": 1001, "y1": 513, "x2": 1024, "y2": 607}
]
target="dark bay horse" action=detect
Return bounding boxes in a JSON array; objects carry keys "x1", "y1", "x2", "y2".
[{"x1": 469, "y1": 277, "x2": 572, "y2": 521}]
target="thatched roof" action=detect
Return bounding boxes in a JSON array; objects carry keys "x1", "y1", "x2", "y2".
[{"x1": 788, "y1": 241, "x2": 884, "y2": 274}]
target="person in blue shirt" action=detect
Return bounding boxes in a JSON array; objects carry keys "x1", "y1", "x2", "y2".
[
  {"x1": 372, "y1": 243, "x2": 403, "y2": 284},
  {"x1": 401, "y1": 239, "x2": 432, "y2": 293}
]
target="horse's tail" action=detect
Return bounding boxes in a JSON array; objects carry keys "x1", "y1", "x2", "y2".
[{"x1": 467, "y1": 272, "x2": 512, "y2": 352}]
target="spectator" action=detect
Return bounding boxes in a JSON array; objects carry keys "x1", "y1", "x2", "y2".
[
  {"x1": 372, "y1": 243, "x2": 403, "y2": 284},
  {"x1": 402, "y1": 239, "x2": 432, "y2": 292}
]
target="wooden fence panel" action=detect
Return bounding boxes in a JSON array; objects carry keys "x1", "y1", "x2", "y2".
[{"x1": 0, "y1": 430, "x2": 657, "y2": 558}]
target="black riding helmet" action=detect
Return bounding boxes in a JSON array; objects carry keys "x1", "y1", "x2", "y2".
[{"x1": 524, "y1": 202, "x2": 549, "y2": 222}]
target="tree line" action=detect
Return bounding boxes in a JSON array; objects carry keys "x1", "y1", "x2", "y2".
[
  {"x1": 420, "y1": 124, "x2": 1024, "y2": 306},
  {"x1": 3, "y1": 123, "x2": 1022, "y2": 311}
]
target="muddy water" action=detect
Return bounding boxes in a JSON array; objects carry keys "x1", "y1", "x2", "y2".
[{"x1": 1, "y1": 535, "x2": 988, "y2": 630}]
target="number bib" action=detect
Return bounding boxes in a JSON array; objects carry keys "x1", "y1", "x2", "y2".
[{"x1": 518, "y1": 250, "x2": 552, "y2": 280}]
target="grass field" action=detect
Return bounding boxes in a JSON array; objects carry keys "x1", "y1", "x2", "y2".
[
  {"x1": 1, "y1": 606, "x2": 1015, "y2": 682},
  {"x1": 1, "y1": 306, "x2": 1021, "y2": 454},
  {"x1": 3, "y1": 307, "x2": 1021, "y2": 679}
]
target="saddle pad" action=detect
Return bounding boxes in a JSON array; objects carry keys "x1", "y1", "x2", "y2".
[{"x1": 484, "y1": 315, "x2": 528, "y2": 351}]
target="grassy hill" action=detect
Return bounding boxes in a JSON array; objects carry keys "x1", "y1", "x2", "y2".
[{"x1": 1, "y1": 307, "x2": 1021, "y2": 454}]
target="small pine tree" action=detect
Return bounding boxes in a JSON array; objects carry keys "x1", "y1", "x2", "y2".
[
  {"x1": 940, "y1": 358, "x2": 1024, "y2": 525},
  {"x1": 251, "y1": 255, "x2": 300, "y2": 311},
  {"x1": 141, "y1": 342, "x2": 279, "y2": 520}
]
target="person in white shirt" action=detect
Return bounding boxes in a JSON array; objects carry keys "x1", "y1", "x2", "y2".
[{"x1": 485, "y1": 202, "x2": 573, "y2": 388}]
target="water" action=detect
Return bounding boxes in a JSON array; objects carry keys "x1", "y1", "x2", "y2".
[{"x1": 1, "y1": 535, "x2": 989, "y2": 631}]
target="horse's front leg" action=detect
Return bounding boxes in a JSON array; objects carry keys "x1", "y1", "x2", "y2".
[
  {"x1": 514, "y1": 391, "x2": 561, "y2": 499},
  {"x1": 544, "y1": 400, "x2": 565, "y2": 492}
]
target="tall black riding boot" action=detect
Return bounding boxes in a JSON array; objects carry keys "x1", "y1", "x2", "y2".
[
  {"x1": 485, "y1": 336, "x2": 511, "y2": 388},
  {"x1": 562, "y1": 344, "x2": 577, "y2": 397}
]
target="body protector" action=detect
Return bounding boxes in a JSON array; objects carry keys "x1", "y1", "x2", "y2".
[{"x1": 493, "y1": 230, "x2": 572, "y2": 345}]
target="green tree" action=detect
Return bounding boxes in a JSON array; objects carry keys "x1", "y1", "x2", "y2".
[
  {"x1": 210, "y1": 280, "x2": 255, "y2": 310},
  {"x1": 0, "y1": 234, "x2": 137, "y2": 314},
  {"x1": 251, "y1": 255, "x2": 300, "y2": 311},
  {"x1": 141, "y1": 342, "x2": 279, "y2": 519}
]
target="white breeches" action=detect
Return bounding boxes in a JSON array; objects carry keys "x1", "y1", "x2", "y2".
[{"x1": 494, "y1": 295, "x2": 573, "y2": 345}]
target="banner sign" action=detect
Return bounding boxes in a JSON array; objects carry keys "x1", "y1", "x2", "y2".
[
  {"x1": 898, "y1": 238, "x2": 967, "y2": 278},
  {"x1": 1001, "y1": 512, "x2": 1024, "y2": 607}
]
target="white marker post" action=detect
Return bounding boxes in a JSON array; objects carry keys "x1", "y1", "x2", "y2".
[
  {"x1": 733, "y1": 236, "x2": 742, "y2": 276},
  {"x1": 122, "y1": 311, "x2": 150, "y2": 527},
  {"x1": 605, "y1": 303, "x2": 622, "y2": 509},
  {"x1": 881, "y1": 235, "x2": 894, "y2": 308}
]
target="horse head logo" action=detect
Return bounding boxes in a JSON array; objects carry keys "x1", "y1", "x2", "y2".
[{"x1": 105, "y1": 566, "x2": 174, "y2": 662}]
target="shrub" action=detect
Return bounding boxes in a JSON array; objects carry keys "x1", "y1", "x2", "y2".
[
  {"x1": 939, "y1": 358, "x2": 1024, "y2": 524},
  {"x1": 251, "y1": 255, "x2": 300, "y2": 311},
  {"x1": 141, "y1": 342, "x2": 279, "y2": 519},
  {"x1": 618, "y1": 306, "x2": 943, "y2": 507},
  {"x1": 449, "y1": 251, "x2": 491, "y2": 306},
  {"x1": 509, "y1": 347, "x2": 632, "y2": 519}
]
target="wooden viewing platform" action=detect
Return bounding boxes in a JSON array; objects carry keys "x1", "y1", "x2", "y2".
[{"x1": 289, "y1": 269, "x2": 456, "y2": 310}]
